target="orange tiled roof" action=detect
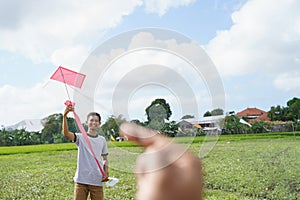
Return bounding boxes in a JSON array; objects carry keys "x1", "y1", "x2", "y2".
[
  {"x1": 236, "y1": 108, "x2": 270, "y2": 123},
  {"x1": 249, "y1": 112, "x2": 270, "y2": 123},
  {"x1": 236, "y1": 108, "x2": 266, "y2": 117}
]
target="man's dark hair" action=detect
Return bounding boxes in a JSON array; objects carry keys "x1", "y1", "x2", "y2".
[{"x1": 87, "y1": 112, "x2": 101, "y2": 122}]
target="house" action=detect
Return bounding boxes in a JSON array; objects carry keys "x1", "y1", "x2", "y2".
[
  {"x1": 177, "y1": 115, "x2": 225, "y2": 134},
  {"x1": 235, "y1": 108, "x2": 270, "y2": 123}
]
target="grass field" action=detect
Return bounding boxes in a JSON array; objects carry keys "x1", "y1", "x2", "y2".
[{"x1": 0, "y1": 133, "x2": 299, "y2": 200}]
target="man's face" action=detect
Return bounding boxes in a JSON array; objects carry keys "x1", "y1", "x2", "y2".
[{"x1": 86, "y1": 115, "x2": 101, "y2": 130}]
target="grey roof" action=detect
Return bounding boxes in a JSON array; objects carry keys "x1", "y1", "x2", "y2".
[
  {"x1": 177, "y1": 115, "x2": 225, "y2": 124},
  {"x1": 5, "y1": 119, "x2": 44, "y2": 132}
]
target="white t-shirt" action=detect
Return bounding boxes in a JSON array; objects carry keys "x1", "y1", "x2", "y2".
[{"x1": 73, "y1": 133, "x2": 108, "y2": 186}]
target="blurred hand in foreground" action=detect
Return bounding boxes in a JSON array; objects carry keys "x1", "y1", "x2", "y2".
[{"x1": 119, "y1": 122, "x2": 203, "y2": 200}]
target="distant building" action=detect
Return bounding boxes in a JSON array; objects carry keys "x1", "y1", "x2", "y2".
[
  {"x1": 5, "y1": 119, "x2": 44, "y2": 132},
  {"x1": 235, "y1": 108, "x2": 270, "y2": 123},
  {"x1": 176, "y1": 115, "x2": 225, "y2": 134}
]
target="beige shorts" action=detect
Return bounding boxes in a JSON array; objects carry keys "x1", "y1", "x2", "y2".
[{"x1": 74, "y1": 182, "x2": 104, "y2": 200}]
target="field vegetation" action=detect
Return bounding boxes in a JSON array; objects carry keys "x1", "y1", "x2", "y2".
[{"x1": 0, "y1": 132, "x2": 299, "y2": 199}]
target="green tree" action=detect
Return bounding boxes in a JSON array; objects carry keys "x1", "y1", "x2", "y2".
[
  {"x1": 0, "y1": 126, "x2": 42, "y2": 146},
  {"x1": 204, "y1": 108, "x2": 224, "y2": 117},
  {"x1": 101, "y1": 115, "x2": 125, "y2": 139},
  {"x1": 14, "y1": 129, "x2": 41, "y2": 145},
  {"x1": 145, "y1": 98, "x2": 172, "y2": 131},
  {"x1": 0, "y1": 128, "x2": 9, "y2": 146},
  {"x1": 145, "y1": 98, "x2": 172, "y2": 121},
  {"x1": 66, "y1": 117, "x2": 77, "y2": 134},
  {"x1": 223, "y1": 115, "x2": 244, "y2": 134},
  {"x1": 250, "y1": 121, "x2": 268, "y2": 133},
  {"x1": 181, "y1": 115, "x2": 194, "y2": 119},
  {"x1": 268, "y1": 105, "x2": 284, "y2": 121},
  {"x1": 203, "y1": 111, "x2": 211, "y2": 117},
  {"x1": 211, "y1": 108, "x2": 224, "y2": 116},
  {"x1": 161, "y1": 121, "x2": 179, "y2": 137},
  {"x1": 144, "y1": 98, "x2": 179, "y2": 136},
  {"x1": 41, "y1": 114, "x2": 64, "y2": 143},
  {"x1": 286, "y1": 97, "x2": 300, "y2": 120}
]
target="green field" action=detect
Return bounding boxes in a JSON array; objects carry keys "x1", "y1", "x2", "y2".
[{"x1": 0, "y1": 133, "x2": 299, "y2": 200}]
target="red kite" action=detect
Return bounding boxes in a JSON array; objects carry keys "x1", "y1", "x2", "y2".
[{"x1": 50, "y1": 66, "x2": 86, "y2": 88}]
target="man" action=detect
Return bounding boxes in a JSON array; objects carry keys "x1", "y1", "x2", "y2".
[
  {"x1": 119, "y1": 122, "x2": 203, "y2": 200},
  {"x1": 63, "y1": 104, "x2": 108, "y2": 200}
]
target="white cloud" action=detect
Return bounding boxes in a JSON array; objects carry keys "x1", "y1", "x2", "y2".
[
  {"x1": 205, "y1": 0, "x2": 300, "y2": 93},
  {"x1": 0, "y1": 0, "x2": 224, "y2": 126},
  {"x1": 0, "y1": 0, "x2": 197, "y2": 66},
  {"x1": 0, "y1": 83, "x2": 67, "y2": 126},
  {"x1": 51, "y1": 45, "x2": 89, "y2": 71},
  {"x1": 143, "y1": 0, "x2": 196, "y2": 16},
  {"x1": 86, "y1": 31, "x2": 220, "y2": 123},
  {"x1": 0, "y1": 0, "x2": 142, "y2": 65},
  {"x1": 273, "y1": 73, "x2": 300, "y2": 92}
]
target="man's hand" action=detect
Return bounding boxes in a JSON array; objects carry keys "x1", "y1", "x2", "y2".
[
  {"x1": 63, "y1": 105, "x2": 74, "y2": 117},
  {"x1": 101, "y1": 176, "x2": 109, "y2": 182},
  {"x1": 101, "y1": 157, "x2": 109, "y2": 182},
  {"x1": 119, "y1": 122, "x2": 203, "y2": 200},
  {"x1": 101, "y1": 172, "x2": 109, "y2": 182}
]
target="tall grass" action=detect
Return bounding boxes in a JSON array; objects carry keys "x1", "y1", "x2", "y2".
[
  {"x1": 0, "y1": 134, "x2": 299, "y2": 199},
  {"x1": 0, "y1": 143, "x2": 76, "y2": 155}
]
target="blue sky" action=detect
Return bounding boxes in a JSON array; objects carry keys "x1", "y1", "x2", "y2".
[{"x1": 1, "y1": 0, "x2": 299, "y2": 126}]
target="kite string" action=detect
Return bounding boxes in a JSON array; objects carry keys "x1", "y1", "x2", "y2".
[
  {"x1": 64, "y1": 83, "x2": 71, "y2": 100},
  {"x1": 59, "y1": 68, "x2": 71, "y2": 100},
  {"x1": 70, "y1": 87, "x2": 113, "y2": 114}
]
